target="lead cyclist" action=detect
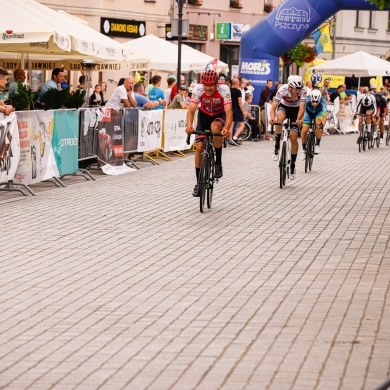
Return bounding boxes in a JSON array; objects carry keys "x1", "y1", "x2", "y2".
[{"x1": 185, "y1": 70, "x2": 233, "y2": 197}]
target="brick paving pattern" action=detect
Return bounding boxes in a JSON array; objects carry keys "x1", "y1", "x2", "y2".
[{"x1": 0, "y1": 134, "x2": 389, "y2": 390}]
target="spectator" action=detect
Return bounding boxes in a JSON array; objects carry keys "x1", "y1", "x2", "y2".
[
  {"x1": 165, "y1": 75, "x2": 177, "y2": 105},
  {"x1": 100, "y1": 81, "x2": 108, "y2": 106},
  {"x1": 321, "y1": 78, "x2": 331, "y2": 102},
  {"x1": 268, "y1": 81, "x2": 281, "y2": 102},
  {"x1": 118, "y1": 78, "x2": 125, "y2": 86},
  {"x1": 330, "y1": 85, "x2": 347, "y2": 103},
  {"x1": 238, "y1": 76, "x2": 247, "y2": 99},
  {"x1": 218, "y1": 73, "x2": 227, "y2": 85},
  {"x1": 170, "y1": 74, "x2": 186, "y2": 102},
  {"x1": 148, "y1": 75, "x2": 166, "y2": 110},
  {"x1": 89, "y1": 84, "x2": 103, "y2": 106},
  {"x1": 229, "y1": 78, "x2": 246, "y2": 145},
  {"x1": 38, "y1": 68, "x2": 66, "y2": 99},
  {"x1": 259, "y1": 79, "x2": 273, "y2": 109},
  {"x1": 105, "y1": 76, "x2": 137, "y2": 108},
  {"x1": 244, "y1": 92, "x2": 261, "y2": 141},
  {"x1": 168, "y1": 85, "x2": 189, "y2": 109},
  {"x1": 9, "y1": 69, "x2": 26, "y2": 96},
  {"x1": 77, "y1": 75, "x2": 85, "y2": 89},
  {"x1": 0, "y1": 68, "x2": 14, "y2": 115},
  {"x1": 246, "y1": 80, "x2": 255, "y2": 94},
  {"x1": 305, "y1": 80, "x2": 312, "y2": 94},
  {"x1": 134, "y1": 82, "x2": 160, "y2": 109}
]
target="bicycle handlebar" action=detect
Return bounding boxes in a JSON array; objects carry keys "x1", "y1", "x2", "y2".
[{"x1": 186, "y1": 130, "x2": 223, "y2": 145}]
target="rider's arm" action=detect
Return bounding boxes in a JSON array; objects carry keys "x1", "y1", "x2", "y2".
[
  {"x1": 223, "y1": 102, "x2": 233, "y2": 134},
  {"x1": 185, "y1": 101, "x2": 198, "y2": 133},
  {"x1": 269, "y1": 100, "x2": 279, "y2": 122},
  {"x1": 297, "y1": 101, "x2": 305, "y2": 122}
]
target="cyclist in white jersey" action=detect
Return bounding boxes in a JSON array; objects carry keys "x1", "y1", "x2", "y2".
[
  {"x1": 269, "y1": 75, "x2": 306, "y2": 180},
  {"x1": 354, "y1": 92, "x2": 377, "y2": 142},
  {"x1": 185, "y1": 70, "x2": 233, "y2": 197}
]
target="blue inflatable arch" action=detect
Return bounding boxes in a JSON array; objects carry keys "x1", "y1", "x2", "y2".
[{"x1": 240, "y1": 0, "x2": 390, "y2": 103}]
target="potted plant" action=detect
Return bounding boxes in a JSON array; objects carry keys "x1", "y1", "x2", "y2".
[
  {"x1": 264, "y1": 2, "x2": 273, "y2": 12},
  {"x1": 65, "y1": 89, "x2": 86, "y2": 109},
  {"x1": 8, "y1": 81, "x2": 34, "y2": 111},
  {"x1": 188, "y1": 0, "x2": 202, "y2": 5},
  {"x1": 281, "y1": 43, "x2": 316, "y2": 67},
  {"x1": 230, "y1": 0, "x2": 242, "y2": 9}
]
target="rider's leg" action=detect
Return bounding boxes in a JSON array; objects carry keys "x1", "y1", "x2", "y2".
[
  {"x1": 195, "y1": 141, "x2": 204, "y2": 180},
  {"x1": 211, "y1": 121, "x2": 223, "y2": 166},
  {"x1": 290, "y1": 130, "x2": 298, "y2": 174},
  {"x1": 315, "y1": 116, "x2": 323, "y2": 146},
  {"x1": 274, "y1": 110, "x2": 286, "y2": 155},
  {"x1": 301, "y1": 125, "x2": 309, "y2": 150}
]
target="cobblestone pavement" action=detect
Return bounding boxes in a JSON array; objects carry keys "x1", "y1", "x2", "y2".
[{"x1": 0, "y1": 133, "x2": 389, "y2": 390}]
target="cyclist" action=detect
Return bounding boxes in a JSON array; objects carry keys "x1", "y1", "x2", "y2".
[
  {"x1": 355, "y1": 92, "x2": 377, "y2": 142},
  {"x1": 371, "y1": 85, "x2": 388, "y2": 143},
  {"x1": 300, "y1": 90, "x2": 327, "y2": 160},
  {"x1": 269, "y1": 75, "x2": 307, "y2": 180},
  {"x1": 185, "y1": 70, "x2": 233, "y2": 197}
]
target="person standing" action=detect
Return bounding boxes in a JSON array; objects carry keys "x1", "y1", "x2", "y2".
[
  {"x1": 0, "y1": 68, "x2": 14, "y2": 115},
  {"x1": 148, "y1": 75, "x2": 166, "y2": 110},
  {"x1": 170, "y1": 74, "x2": 186, "y2": 102},
  {"x1": 9, "y1": 69, "x2": 26, "y2": 96},
  {"x1": 229, "y1": 78, "x2": 246, "y2": 145},
  {"x1": 259, "y1": 79, "x2": 273, "y2": 109},
  {"x1": 100, "y1": 81, "x2": 108, "y2": 106},
  {"x1": 168, "y1": 85, "x2": 189, "y2": 109},
  {"x1": 105, "y1": 76, "x2": 137, "y2": 108}
]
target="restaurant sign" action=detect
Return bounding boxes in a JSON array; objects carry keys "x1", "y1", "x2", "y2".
[{"x1": 100, "y1": 18, "x2": 146, "y2": 38}]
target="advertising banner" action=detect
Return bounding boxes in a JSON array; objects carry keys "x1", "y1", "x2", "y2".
[
  {"x1": 239, "y1": 56, "x2": 279, "y2": 106},
  {"x1": 79, "y1": 108, "x2": 100, "y2": 160},
  {"x1": 163, "y1": 110, "x2": 192, "y2": 152},
  {"x1": 0, "y1": 113, "x2": 20, "y2": 182},
  {"x1": 97, "y1": 108, "x2": 134, "y2": 175},
  {"x1": 14, "y1": 111, "x2": 59, "y2": 185},
  {"x1": 137, "y1": 110, "x2": 163, "y2": 152},
  {"x1": 52, "y1": 110, "x2": 79, "y2": 176}
]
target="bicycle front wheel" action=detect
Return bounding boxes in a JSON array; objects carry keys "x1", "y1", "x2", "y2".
[
  {"x1": 207, "y1": 153, "x2": 215, "y2": 209},
  {"x1": 305, "y1": 132, "x2": 315, "y2": 173},
  {"x1": 386, "y1": 127, "x2": 390, "y2": 146},
  {"x1": 199, "y1": 153, "x2": 208, "y2": 213},
  {"x1": 279, "y1": 142, "x2": 287, "y2": 188}
]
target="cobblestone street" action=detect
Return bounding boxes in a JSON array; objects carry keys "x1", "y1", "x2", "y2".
[{"x1": 0, "y1": 133, "x2": 389, "y2": 390}]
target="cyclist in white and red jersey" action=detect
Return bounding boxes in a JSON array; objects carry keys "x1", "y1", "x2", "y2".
[
  {"x1": 269, "y1": 75, "x2": 306, "y2": 180},
  {"x1": 185, "y1": 70, "x2": 233, "y2": 197}
]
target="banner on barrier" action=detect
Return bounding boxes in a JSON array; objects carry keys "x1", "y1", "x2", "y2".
[
  {"x1": 137, "y1": 110, "x2": 163, "y2": 152},
  {"x1": 14, "y1": 111, "x2": 59, "y2": 185},
  {"x1": 0, "y1": 113, "x2": 20, "y2": 182},
  {"x1": 97, "y1": 108, "x2": 134, "y2": 175},
  {"x1": 79, "y1": 108, "x2": 100, "y2": 160},
  {"x1": 163, "y1": 110, "x2": 193, "y2": 152},
  {"x1": 52, "y1": 110, "x2": 79, "y2": 176}
]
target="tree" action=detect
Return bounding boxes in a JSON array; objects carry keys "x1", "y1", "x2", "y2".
[{"x1": 367, "y1": 0, "x2": 390, "y2": 9}]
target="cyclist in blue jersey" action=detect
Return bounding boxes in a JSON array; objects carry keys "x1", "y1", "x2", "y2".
[{"x1": 300, "y1": 90, "x2": 327, "y2": 160}]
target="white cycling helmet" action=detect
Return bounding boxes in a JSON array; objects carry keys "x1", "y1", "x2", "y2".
[
  {"x1": 310, "y1": 90, "x2": 322, "y2": 103},
  {"x1": 288, "y1": 75, "x2": 303, "y2": 89},
  {"x1": 362, "y1": 94, "x2": 371, "y2": 107}
]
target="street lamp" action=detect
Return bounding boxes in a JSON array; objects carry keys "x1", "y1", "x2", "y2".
[{"x1": 176, "y1": 0, "x2": 187, "y2": 85}]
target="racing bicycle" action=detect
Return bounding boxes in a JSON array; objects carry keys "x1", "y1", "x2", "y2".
[
  {"x1": 305, "y1": 120, "x2": 316, "y2": 173},
  {"x1": 187, "y1": 130, "x2": 223, "y2": 213},
  {"x1": 356, "y1": 114, "x2": 371, "y2": 152}
]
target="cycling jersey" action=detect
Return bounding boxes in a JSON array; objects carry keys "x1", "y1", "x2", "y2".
[
  {"x1": 190, "y1": 84, "x2": 231, "y2": 116},
  {"x1": 355, "y1": 93, "x2": 377, "y2": 116},
  {"x1": 274, "y1": 84, "x2": 307, "y2": 107},
  {"x1": 303, "y1": 96, "x2": 327, "y2": 124},
  {"x1": 373, "y1": 92, "x2": 387, "y2": 109}
]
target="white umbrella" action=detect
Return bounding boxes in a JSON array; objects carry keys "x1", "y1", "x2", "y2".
[
  {"x1": 123, "y1": 34, "x2": 228, "y2": 73},
  {"x1": 0, "y1": 0, "x2": 147, "y2": 64},
  {"x1": 311, "y1": 51, "x2": 390, "y2": 77}
]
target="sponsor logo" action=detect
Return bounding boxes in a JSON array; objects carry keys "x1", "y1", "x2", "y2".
[
  {"x1": 240, "y1": 60, "x2": 271, "y2": 75},
  {"x1": 275, "y1": 6, "x2": 310, "y2": 32},
  {"x1": 2, "y1": 32, "x2": 24, "y2": 40}
]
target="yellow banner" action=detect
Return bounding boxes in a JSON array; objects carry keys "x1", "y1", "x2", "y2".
[{"x1": 320, "y1": 25, "x2": 333, "y2": 53}]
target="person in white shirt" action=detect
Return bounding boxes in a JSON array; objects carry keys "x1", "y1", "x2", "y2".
[{"x1": 105, "y1": 77, "x2": 137, "y2": 108}]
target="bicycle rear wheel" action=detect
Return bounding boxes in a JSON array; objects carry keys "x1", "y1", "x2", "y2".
[
  {"x1": 363, "y1": 131, "x2": 367, "y2": 151},
  {"x1": 279, "y1": 142, "x2": 287, "y2": 188},
  {"x1": 240, "y1": 122, "x2": 252, "y2": 141},
  {"x1": 207, "y1": 153, "x2": 215, "y2": 209},
  {"x1": 199, "y1": 153, "x2": 208, "y2": 213}
]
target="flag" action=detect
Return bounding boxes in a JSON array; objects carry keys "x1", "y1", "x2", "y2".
[
  {"x1": 312, "y1": 24, "x2": 333, "y2": 55},
  {"x1": 205, "y1": 58, "x2": 218, "y2": 71}
]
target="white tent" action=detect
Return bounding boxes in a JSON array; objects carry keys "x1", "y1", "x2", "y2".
[
  {"x1": 123, "y1": 34, "x2": 228, "y2": 73},
  {"x1": 0, "y1": 0, "x2": 149, "y2": 66},
  {"x1": 311, "y1": 51, "x2": 390, "y2": 77}
]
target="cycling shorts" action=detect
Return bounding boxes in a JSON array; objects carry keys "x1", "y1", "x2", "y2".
[
  {"x1": 303, "y1": 110, "x2": 327, "y2": 125},
  {"x1": 358, "y1": 105, "x2": 375, "y2": 115},
  {"x1": 276, "y1": 104, "x2": 300, "y2": 132},
  {"x1": 195, "y1": 110, "x2": 226, "y2": 143},
  {"x1": 376, "y1": 107, "x2": 387, "y2": 118}
]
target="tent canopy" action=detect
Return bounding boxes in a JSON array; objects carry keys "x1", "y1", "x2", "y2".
[
  {"x1": 123, "y1": 34, "x2": 228, "y2": 73},
  {"x1": 0, "y1": 0, "x2": 148, "y2": 66},
  {"x1": 310, "y1": 51, "x2": 390, "y2": 77}
]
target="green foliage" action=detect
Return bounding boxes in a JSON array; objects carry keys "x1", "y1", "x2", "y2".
[
  {"x1": 41, "y1": 88, "x2": 69, "y2": 110},
  {"x1": 282, "y1": 43, "x2": 316, "y2": 67},
  {"x1": 8, "y1": 81, "x2": 34, "y2": 111},
  {"x1": 41, "y1": 88, "x2": 86, "y2": 110},
  {"x1": 65, "y1": 89, "x2": 86, "y2": 109},
  {"x1": 367, "y1": 0, "x2": 390, "y2": 10}
]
